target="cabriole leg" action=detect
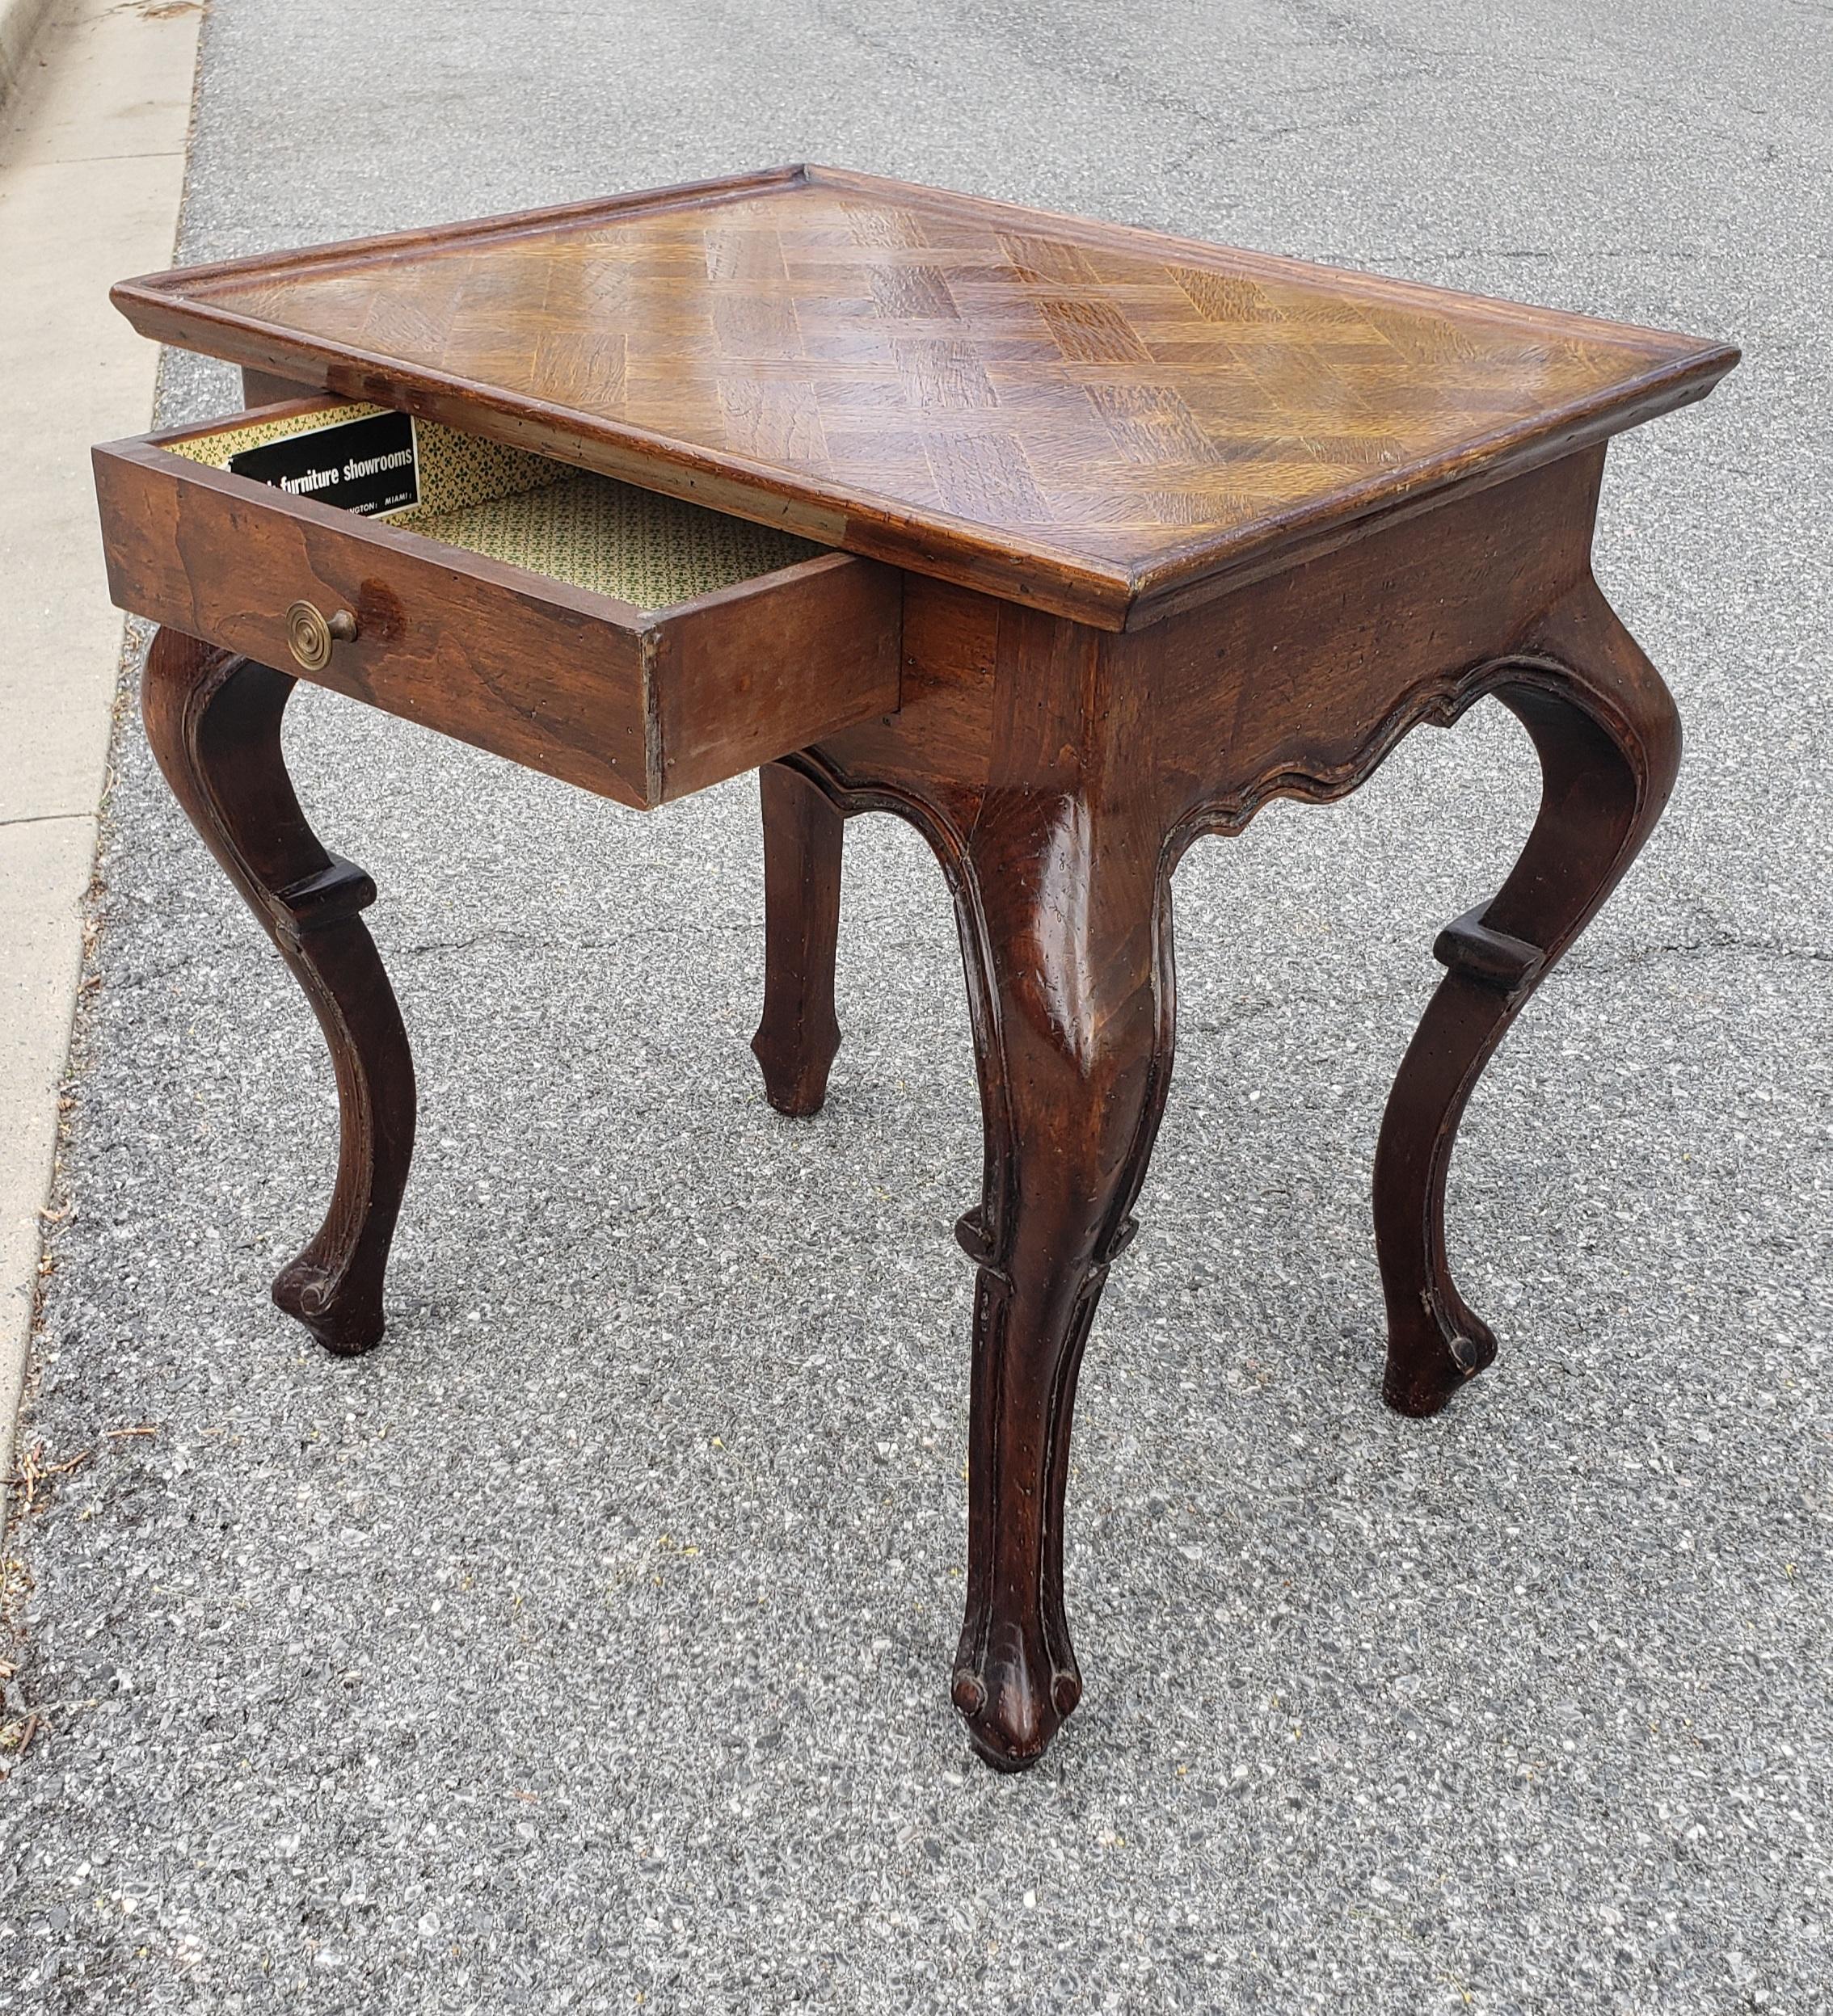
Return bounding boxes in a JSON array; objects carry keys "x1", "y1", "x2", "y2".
[
  {"x1": 752, "y1": 759, "x2": 845, "y2": 1117},
  {"x1": 1373, "y1": 580, "x2": 1683, "y2": 1416},
  {"x1": 948, "y1": 787, "x2": 1175, "y2": 1769},
  {"x1": 141, "y1": 629, "x2": 416, "y2": 1354}
]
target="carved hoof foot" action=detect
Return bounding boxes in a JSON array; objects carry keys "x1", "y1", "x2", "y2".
[
  {"x1": 1383, "y1": 1303, "x2": 1498, "y2": 1418},
  {"x1": 952, "y1": 1641, "x2": 1082, "y2": 1772},
  {"x1": 272, "y1": 1258, "x2": 386, "y2": 1357},
  {"x1": 751, "y1": 1025, "x2": 841, "y2": 1119}
]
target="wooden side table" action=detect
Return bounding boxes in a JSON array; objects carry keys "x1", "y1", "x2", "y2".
[{"x1": 95, "y1": 166, "x2": 1737, "y2": 1769}]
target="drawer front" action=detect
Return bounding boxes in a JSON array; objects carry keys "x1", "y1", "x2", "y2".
[{"x1": 93, "y1": 423, "x2": 901, "y2": 810}]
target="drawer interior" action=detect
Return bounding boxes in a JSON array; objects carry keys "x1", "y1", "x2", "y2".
[
  {"x1": 100, "y1": 394, "x2": 902, "y2": 811},
  {"x1": 168, "y1": 401, "x2": 826, "y2": 609}
]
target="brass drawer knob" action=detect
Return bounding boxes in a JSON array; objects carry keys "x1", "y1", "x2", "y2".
[{"x1": 284, "y1": 600, "x2": 358, "y2": 671}]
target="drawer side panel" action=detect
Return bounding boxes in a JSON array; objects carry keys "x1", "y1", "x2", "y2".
[{"x1": 656, "y1": 555, "x2": 903, "y2": 801}]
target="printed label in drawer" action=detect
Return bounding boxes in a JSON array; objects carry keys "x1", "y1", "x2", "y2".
[{"x1": 228, "y1": 408, "x2": 421, "y2": 518}]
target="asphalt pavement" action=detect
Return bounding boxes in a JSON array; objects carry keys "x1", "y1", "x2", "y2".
[{"x1": 2, "y1": 2, "x2": 1828, "y2": 2010}]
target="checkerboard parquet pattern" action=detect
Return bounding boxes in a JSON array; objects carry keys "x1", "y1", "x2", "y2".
[{"x1": 129, "y1": 169, "x2": 1726, "y2": 621}]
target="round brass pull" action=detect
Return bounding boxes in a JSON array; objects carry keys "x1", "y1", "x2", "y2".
[{"x1": 284, "y1": 600, "x2": 358, "y2": 672}]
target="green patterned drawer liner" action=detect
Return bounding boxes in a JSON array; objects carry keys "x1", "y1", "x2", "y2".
[{"x1": 171, "y1": 402, "x2": 824, "y2": 609}]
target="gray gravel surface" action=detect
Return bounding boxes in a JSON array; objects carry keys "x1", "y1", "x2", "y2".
[{"x1": 4, "y1": 1, "x2": 1831, "y2": 2009}]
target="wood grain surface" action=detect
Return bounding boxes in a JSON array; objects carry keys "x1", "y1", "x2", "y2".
[{"x1": 112, "y1": 165, "x2": 1738, "y2": 629}]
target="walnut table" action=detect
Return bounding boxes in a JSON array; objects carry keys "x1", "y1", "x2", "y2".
[{"x1": 94, "y1": 166, "x2": 1738, "y2": 1770}]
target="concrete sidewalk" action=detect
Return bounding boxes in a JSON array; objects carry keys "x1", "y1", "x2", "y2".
[
  {"x1": 0, "y1": 1, "x2": 201, "y2": 1467},
  {"x1": 2, "y1": 2, "x2": 1829, "y2": 2011},
  {"x1": 0, "y1": 0, "x2": 53, "y2": 106}
]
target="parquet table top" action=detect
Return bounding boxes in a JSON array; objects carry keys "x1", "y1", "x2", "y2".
[{"x1": 115, "y1": 165, "x2": 1737, "y2": 628}]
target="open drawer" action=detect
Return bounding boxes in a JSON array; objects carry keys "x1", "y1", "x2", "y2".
[{"x1": 93, "y1": 398, "x2": 902, "y2": 808}]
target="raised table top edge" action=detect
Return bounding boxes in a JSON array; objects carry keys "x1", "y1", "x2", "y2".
[{"x1": 112, "y1": 163, "x2": 1739, "y2": 632}]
